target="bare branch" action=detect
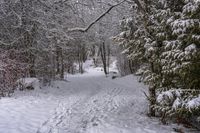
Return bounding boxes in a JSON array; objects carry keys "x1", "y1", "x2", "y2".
[
  {"x1": 142, "y1": 90, "x2": 151, "y2": 102},
  {"x1": 67, "y1": 0, "x2": 126, "y2": 33}
]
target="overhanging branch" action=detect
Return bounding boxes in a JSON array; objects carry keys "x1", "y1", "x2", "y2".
[{"x1": 67, "y1": 0, "x2": 126, "y2": 33}]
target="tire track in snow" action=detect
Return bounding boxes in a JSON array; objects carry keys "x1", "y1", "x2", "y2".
[
  {"x1": 36, "y1": 73, "x2": 175, "y2": 133},
  {"x1": 37, "y1": 83, "x2": 125, "y2": 133},
  {"x1": 60, "y1": 87, "x2": 123, "y2": 133},
  {"x1": 37, "y1": 97, "x2": 83, "y2": 133}
]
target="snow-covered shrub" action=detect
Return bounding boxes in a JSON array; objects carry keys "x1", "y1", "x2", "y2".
[
  {"x1": 155, "y1": 89, "x2": 200, "y2": 123},
  {"x1": 17, "y1": 78, "x2": 40, "y2": 91}
]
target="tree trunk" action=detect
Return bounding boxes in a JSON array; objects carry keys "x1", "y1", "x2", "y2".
[
  {"x1": 29, "y1": 58, "x2": 36, "y2": 77},
  {"x1": 149, "y1": 62, "x2": 156, "y2": 116},
  {"x1": 56, "y1": 46, "x2": 60, "y2": 75},
  {"x1": 149, "y1": 85, "x2": 156, "y2": 116},
  {"x1": 78, "y1": 45, "x2": 84, "y2": 74},
  {"x1": 107, "y1": 44, "x2": 110, "y2": 74},
  {"x1": 100, "y1": 42, "x2": 108, "y2": 75},
  {"x1": 50, "y1": 48, "x2": 56, "y2": 80},
  {"x1": 60, "y1": 48, "x2": 64, "y2": 79}
]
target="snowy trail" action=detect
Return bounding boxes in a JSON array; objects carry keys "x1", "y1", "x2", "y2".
[{"x1": 0, "y1": 67, "x2": 188, "y2": 133}]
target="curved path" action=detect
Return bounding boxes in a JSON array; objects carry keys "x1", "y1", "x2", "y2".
[{"x1": 0, "y1": 68, "x2": 183, "y2": 133}]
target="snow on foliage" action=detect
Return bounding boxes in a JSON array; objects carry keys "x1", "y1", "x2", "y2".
[
  {"x1": 172, "y1": 98, "x2": 182, "y2": 110},
  {"x1": 115, "y1": 0, "x2": 200, "y2": 125},
  {"x1": 183, "y1": 1, "x2": 199, "y2": 14},
  {"x1": 185, "y1": 44, "x2": 197, "y2": 52},
  {"x1": 157, "y1": 89, "x2": 182, "y2": 106},
  {"x1": 186, "y1": 95, "x2": 200, "y2": 111},
  {"x1": 156, "y1": 89, "x2": 200, "y2": 113},
  {"x1": 171, "y1": 19, "x2": 199, "y2": 31}
]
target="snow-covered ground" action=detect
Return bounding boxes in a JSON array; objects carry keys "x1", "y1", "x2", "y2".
[{"x1": 0, "y1": 62, "x2": 197, "y2": 133}]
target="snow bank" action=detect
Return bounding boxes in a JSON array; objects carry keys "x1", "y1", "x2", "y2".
[{"x1": 17, "y1": 78, "x2": 40, "y2": 90}]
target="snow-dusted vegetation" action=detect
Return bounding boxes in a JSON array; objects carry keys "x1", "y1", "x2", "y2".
[
  {"x1": 0, "y1": 0, "x2": 200, "y2": 132},
  {"x1": 114, "y1": 0, "x2": 200, "y2": 130}
]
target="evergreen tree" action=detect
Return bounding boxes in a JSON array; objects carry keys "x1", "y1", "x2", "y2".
[{"x1": 115, "y1": 0, "x2": 200, "y2": 122}]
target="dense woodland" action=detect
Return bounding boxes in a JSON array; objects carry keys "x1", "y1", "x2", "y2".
[{"x1": 0, "y1": 0, "x2": 200, "y2": 129}]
